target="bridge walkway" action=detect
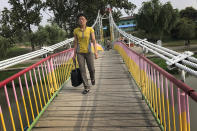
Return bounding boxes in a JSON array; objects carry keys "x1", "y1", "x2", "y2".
[{"x1": 32, "y1": 50, "x2": 161, "y2": 131}]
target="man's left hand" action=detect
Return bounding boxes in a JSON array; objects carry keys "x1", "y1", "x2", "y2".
[{"x1": 95, "y1": 53, "x2": 98, "y2": 59}]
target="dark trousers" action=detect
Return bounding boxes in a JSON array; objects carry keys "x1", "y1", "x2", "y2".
[{"x1": 77, "y1": 53, "x2": 95, "y2": 89}]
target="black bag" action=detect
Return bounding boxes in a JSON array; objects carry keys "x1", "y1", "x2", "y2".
[{"x1": 71, "y1": 59, "x2": 82, "y2": 87}]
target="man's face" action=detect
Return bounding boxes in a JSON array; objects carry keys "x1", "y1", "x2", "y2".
[{"x1": 78, "y1": 16, "x2": 87, "y2": 26}]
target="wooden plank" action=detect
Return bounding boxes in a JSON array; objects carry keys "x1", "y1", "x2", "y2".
[
  {"x1": 33, "y1": 127, "x2": 161, "y2": 131},
  {"x1": 41, "y1": 113, "x2": 154, "y2": 117},
  {"x1": 59, "y1": 88, "x2": 140, "y2": 92},
  {"x1": 54, "y1": 96, "x2": 143, "y2": 101},
  {"x1": 48, "y1": 102, "x2": 147, "y2": 107},
  {"x1": 61, "y1": 84, "x2": 138, "y2": 89},
  {"x1": 34, "y1": 119, "x2": 158, "y2": 127},
  {"x1": 42, "y1": 110, "x2": 152, "y2": 116},
  {"x1": 37, "y1": 114, "x2": 156, "y2": 121},
  {"x1": 45, "y1": 106, "x2": 150, "y2": 111},
  {"x1": 56, "y1": 92, "x2": 142, "y2": 97},
  {"x1": 54, "y1": 95, "x2": 143, "y2": 101}
]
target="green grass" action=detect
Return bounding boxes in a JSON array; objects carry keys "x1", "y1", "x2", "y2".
[
  {"x1": 0, "y1": 70, "x2": 19, "y2": 82},
  {"x1": 0, "y1": 69, "x2": 44, "y2": 88},
  {"x1": 0, "y1": 46, "x2": 31, "y2": 60},
  {"x1": 9, "y1": 63, "x2": 35, "y2": 68},
  {"x1": 23, "y1": 42, "x2": 31, "y2": 46},
  {"x1": 162, "y1": 39, "x2": 197, "y2": 47}
]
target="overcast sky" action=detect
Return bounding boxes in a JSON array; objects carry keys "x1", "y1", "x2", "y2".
[
  {"x1": 0, "y1": 0, "x2": 197, "y2": 26},
  {"x1": 129, "y1": 0, "x2": 197, "y2": 13},
  {"x1": 132, "y1": 0, "x2": 197, "y2": 9}
]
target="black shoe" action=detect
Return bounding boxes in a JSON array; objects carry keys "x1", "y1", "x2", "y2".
[
  {"x1": 82, "y1": 89, "x2": 89, "y2": 94},
  {"x1": 91, "y1": 80, "x2": 95, "y2": 85}
]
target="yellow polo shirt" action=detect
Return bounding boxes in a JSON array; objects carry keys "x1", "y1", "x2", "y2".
[{"x1": 74, "y1": 27, "x2": 94, "y2": 53}]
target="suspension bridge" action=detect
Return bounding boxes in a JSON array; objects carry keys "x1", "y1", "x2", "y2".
[{"x1": 0, "y1": 10, "x2": 197, "y2": 131}]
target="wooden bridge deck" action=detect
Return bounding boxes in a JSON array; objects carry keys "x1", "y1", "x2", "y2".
[{"x1": 33, "y1": 50, "x2": 161, "y2": 131}]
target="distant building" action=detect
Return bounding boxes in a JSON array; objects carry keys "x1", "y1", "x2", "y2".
[
  {"x1": 117, "y1": 16, "x2": 136, "y2": 32},
  {"x1": 103, "y1": 16, "x2": 136, "y2": 33}
]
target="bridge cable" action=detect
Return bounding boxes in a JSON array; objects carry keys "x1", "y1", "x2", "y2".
[{"x1": 109, "y1": 11, "x2": 197, "y2": 77}]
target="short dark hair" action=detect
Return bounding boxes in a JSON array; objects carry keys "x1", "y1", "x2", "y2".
[{"x1": 77, "y1": 13, "x2": 87, "y2": 20}]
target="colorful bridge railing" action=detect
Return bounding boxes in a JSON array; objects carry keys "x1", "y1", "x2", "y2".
[
  {"x1": 0, "y1": 48, "x2": 74, "y2": 131},
  {"x1": 114, "y1": 41, "x2": 197, "y2": 131}
]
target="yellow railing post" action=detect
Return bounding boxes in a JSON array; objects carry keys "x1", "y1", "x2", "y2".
[
  {"x1": 46, "y1": 58, "x2": 58, "y2": 94},
  {"x1": 4, "y1": 85, "x2": 16, "y2": 131},
  {"x1": 0, "y1": 106, "x2": 6, "y2": 131},
  {"x1": 100, "y1": 28, "x2": 104, "y2": 43},
  {"x1": 180, "y1": 92, "x2": 187, "y2": 131},
  {"x1": 24, "y1": 73, "x2": 35, "y2": 120},
  {"x1": 110, "y1": 25, "x2": 114, "y2": 42},
  {"x1": 50, "y1": 57, "x2": 59, "y2": 91}
]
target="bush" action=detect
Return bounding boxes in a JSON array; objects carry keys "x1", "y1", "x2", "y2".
[
  {"x1": 150, "y1": 57, "x2": 179, "y2": 74},
  {"x1": 31, "y1": 24, "x2": 67, "y2": 48},
  {"x1": 132, "y1": 30, "x2": 146, "y2": 39},
  {"x1": 44, "y1": 24, "x2": 67, "y2": 45},
  {"x1": 6, "y1": 47, "x2": 31, "y2": 58},
  {"x1": 31, "y1": 27, "x2": 49, "y2": 48}
]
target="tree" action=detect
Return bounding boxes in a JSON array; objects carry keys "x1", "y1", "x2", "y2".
[
  {"x1": 0, "y1": 36, "x2": 9, "y2": 58},
  {"x1": 44, "y1": 24, "x2": 66, "y2": 45},
  {"x1": 31, "y1": 24, "x2": 67, "y2": 48},
  {"x1": 45, "y1": 0, "x2": 136, "y2": 36},
  {"x1": 8, "y1": 0, "x2": 43, "y2": 50},
  {"x1": 136, "y1": 0, "x2": 178, "y2": 41},
  {"x1": 0, "y1": 8, "x2": 17, "y2": 45},
  {"x1": 180, "y1": 7, "x2": 197, "y2": 39},
  {"x1": 175, "y1": 18, "x2": 195, "y2": 46},
  {"x1": 180, "y1": 7, "x2": 197, "y2": 21},
  {"x1": 31, "y1": 27, "x2": 49, "y2": 48}
]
